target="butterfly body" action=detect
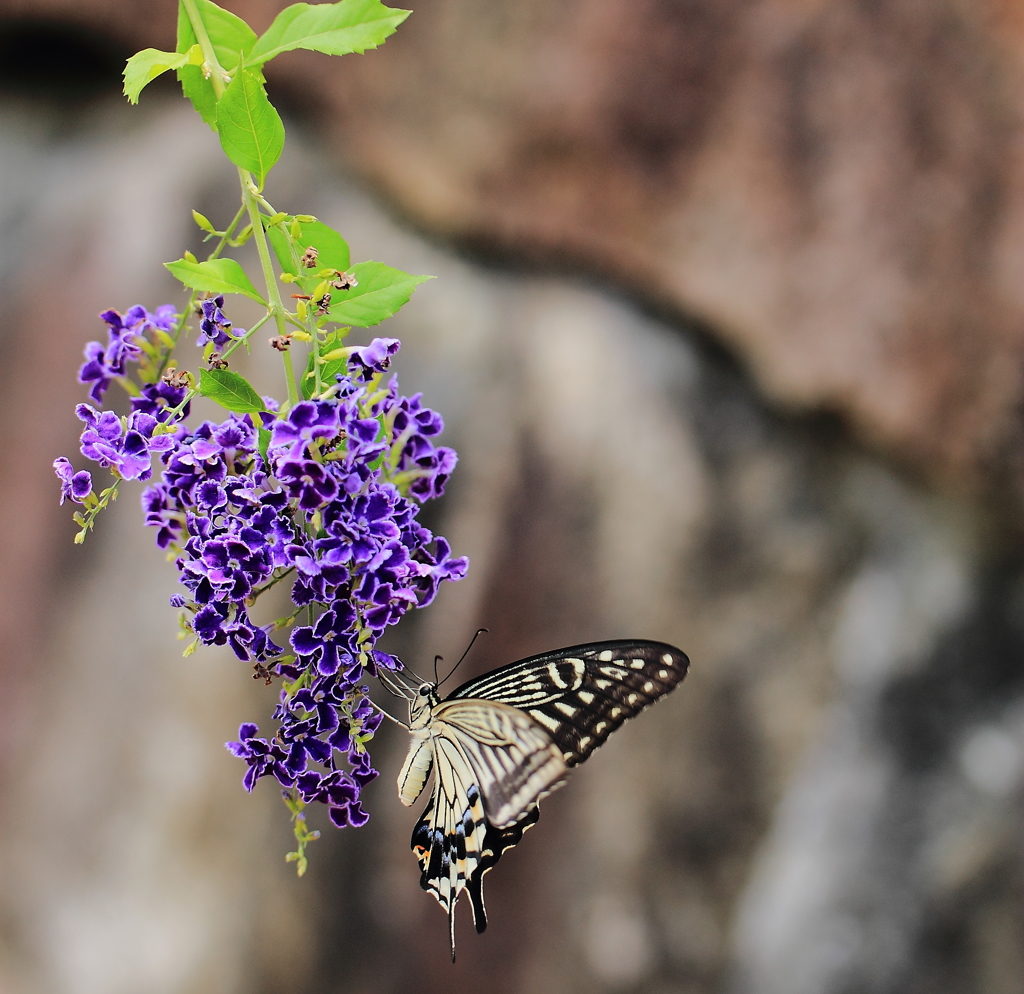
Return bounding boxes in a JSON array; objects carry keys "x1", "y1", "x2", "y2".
[{"x1": 389, "y1": 639, "x2": 689, "y2": 958}]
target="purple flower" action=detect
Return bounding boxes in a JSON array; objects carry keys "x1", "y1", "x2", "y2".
[
  {"x1": 415, "y1": 536, "x2": 470, "y2": 606},
  {"x1": 290, "y1": 603, "x2": 358, "y2": 676},
  {"x1": 139, "y1": 304, "x2": 177, "y2": 333},
  {"x1": 131, "y1": 380, "x2": 190, "y2": 422},
  {"x1": 78, "y1": 306, "x2": 171, "y2": 403},
  {"x1": 181, "y1": 527, "x2": 271, "y2": 602},
  {"x1": 53, "y1": 457, "x2": 92, "y2": 504},
  {"x1": 277, "y1": 458, "x2": 338, "y2": 511},
  {"x1": 141, "y1": 484, "x2": 182, "y2": 549},
  {"x1": 317, "y1": 771, "x2": 371, "y2": 828},
  {"x1": 197, "y1": 295, "x2": 241, "y2": 349},
  {"x1": 77, "y1": 405, "x2": 173, "y2": 481},
  {"x1": 268, "y1": 401, "x2": 341, "y2": 457},
  {"x1": 226, "y1": 723, "x2": 292, "y2": 791},
  {"x1": 352, "y1": 337, "x2": 400, "y2": 373}
]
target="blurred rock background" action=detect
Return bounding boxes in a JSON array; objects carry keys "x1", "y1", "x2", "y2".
[{"x1": 0, "y1": 1, "x2": 1023, "y2": 993}]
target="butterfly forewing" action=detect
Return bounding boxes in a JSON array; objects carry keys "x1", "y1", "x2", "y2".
[{"x1": 448, "y1": 639, "x2": 689, "y2": 766}]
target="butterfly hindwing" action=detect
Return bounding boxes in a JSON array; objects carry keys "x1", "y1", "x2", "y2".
[
  {"x1": 412, "y1": 792, "x2": 541, "y2": 938},
  {"x1": 432, "y1": 700, "x2": 567, "y2": 826}
]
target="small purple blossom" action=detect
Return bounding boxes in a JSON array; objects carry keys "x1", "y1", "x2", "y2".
[
  {"x1": 77, "y1": 405, "x2": 174, "y2": 481},
  {"x1": 197, "y1": 295, "x2": 241, "y2": 349},
  {"x1": 226, "y1": 723, "x2": 292, "y2": 791},
  {"x1": 277, "y1": 458, "x2": 338, "y2": 511},
  {"x1": 352, "y1": 337, "x2": 400, "y2": 373},
  {"x1": 53, "y1": 457, "x2": 92, "y2": 504},
  {"x1": 269, "y1": 401, "x2": 341, "y2": 456},
  {"x1": 290, "y1": 602, "x2": 358, "y2": 676}
]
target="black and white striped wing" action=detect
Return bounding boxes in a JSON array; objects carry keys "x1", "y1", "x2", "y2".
[{"x1": 448, "y1": 639, "x2": 689, "y2": 766}]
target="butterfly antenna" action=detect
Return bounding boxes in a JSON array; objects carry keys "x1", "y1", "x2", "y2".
[
  {"x1": 433, "y1": 654, "x2": 444, "y2": 686},
  {"x1": 438, "y1": 628, "x2": 489, "y2": 689}
]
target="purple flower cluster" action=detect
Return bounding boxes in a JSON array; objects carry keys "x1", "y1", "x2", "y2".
[
  {"x1": 76, "y1": 404, "x2": 176, "y2": 481},
  {"x1": 58, "y1": 302, "x2": 467, "y2": 835},
  {"x1": 149, "y1": 337, "x2": 463, "y2": 824},
  {"x1": 79, "y1": 304, "x2": 175, "y2": 403}
]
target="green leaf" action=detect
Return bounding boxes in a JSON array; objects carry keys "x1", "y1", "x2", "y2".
[
  {"x1": 198, "y1": 368, "x2": 265, "y2": 413},
  {"x1": 328, "y1": 261, "x2": 431, "y2": 327},
  {"x1": 176, "y1": 0, "x2": 258, "y2": 70},
  {"x1": 124, "y1": 47, "x2": 195, "y2": 103},
  {"x1": 216, "y1": 70, "x2": 285, "y2": 187},
  {"x1": 177, "y1": 64, "x2": 218, "y2": 129},
  {"x1": 258, "y1": 426, "x2": 272, "y2": 466},
  {"x1": 268, "y1": 219, "x2": 351, "y2": 276},
  {"x1": 164, "y1": 257, "x2": 265, "y2": 303},
  {"x1": 248, "y1": 0, "x2": 411, "y2": 67}
]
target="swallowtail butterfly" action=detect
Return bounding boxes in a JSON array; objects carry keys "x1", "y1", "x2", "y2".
[{"x1": 380, "y1": 639, "x2": 689, "y2": 958}]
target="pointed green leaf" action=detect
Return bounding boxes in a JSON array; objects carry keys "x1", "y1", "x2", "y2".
[
  {"x1": 248, "y1": 0, "x2": 410, "y2": 66},
  {"x1": 164, "y1": 257, "x2": 265, "y2": 303},
  {"x1": 177, "y1": 64, "x2": 218, "y2": 129},
  {"x1": 328, "y1": 262, "x2": 431, "y2": 327},
  {"x1": 216, "y1": 69, "x2": 285, "y2": 187},
  {"x1": 124, "y1": 48, "x2": 194, "y2": 103},
  {"x1": 176, "y1": 0, "x2": 258, "y2": 69},
  {"x1": 268, "y1": 219, "x2": 351, "y2": 276},
  {"x1": 198, "y1": 369, "x2": 265, "y2": 413}
]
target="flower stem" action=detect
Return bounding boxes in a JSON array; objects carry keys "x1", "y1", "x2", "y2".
[
  {"x1": 181, "y1": 0, "x2": 226, "y2": 99},
  {"x1": 74, "y1": 481, "x2": 120, "y2": 543},
  {"x1": 239, "y1": 169, "x2": 299, "y2": 409}
]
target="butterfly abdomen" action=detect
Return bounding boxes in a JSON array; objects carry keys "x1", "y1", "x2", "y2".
[{"x1": 398, "y1": 732, "x2": 433, "y2": 806}]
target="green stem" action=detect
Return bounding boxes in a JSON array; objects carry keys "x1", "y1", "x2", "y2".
[
  {"x1": 239, "y1": 168, "x2": 298, "y2": 407},
  {"x1": 75, "y1": 480, "x2": 121, "y2": 544},
  {"x1": 181, "y1": 0, "x2": 226, "y2": 99}
]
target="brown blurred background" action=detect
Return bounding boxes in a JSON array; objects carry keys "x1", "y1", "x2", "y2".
[{"x1": 1, "y1": 1, "x2": 1024, "y2": 992}]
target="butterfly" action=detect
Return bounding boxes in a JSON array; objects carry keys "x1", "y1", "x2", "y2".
[{"x1": 378, "y1": 638, "x2": 689, "y2": 959}]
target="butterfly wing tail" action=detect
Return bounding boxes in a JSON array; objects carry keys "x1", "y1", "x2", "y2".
[
  {"x1": 467, "y1": 869, "x2": 488, "y2": 934},
  {"x1": 465, "y1": 806, "x2": 542, "y2": 935}
]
